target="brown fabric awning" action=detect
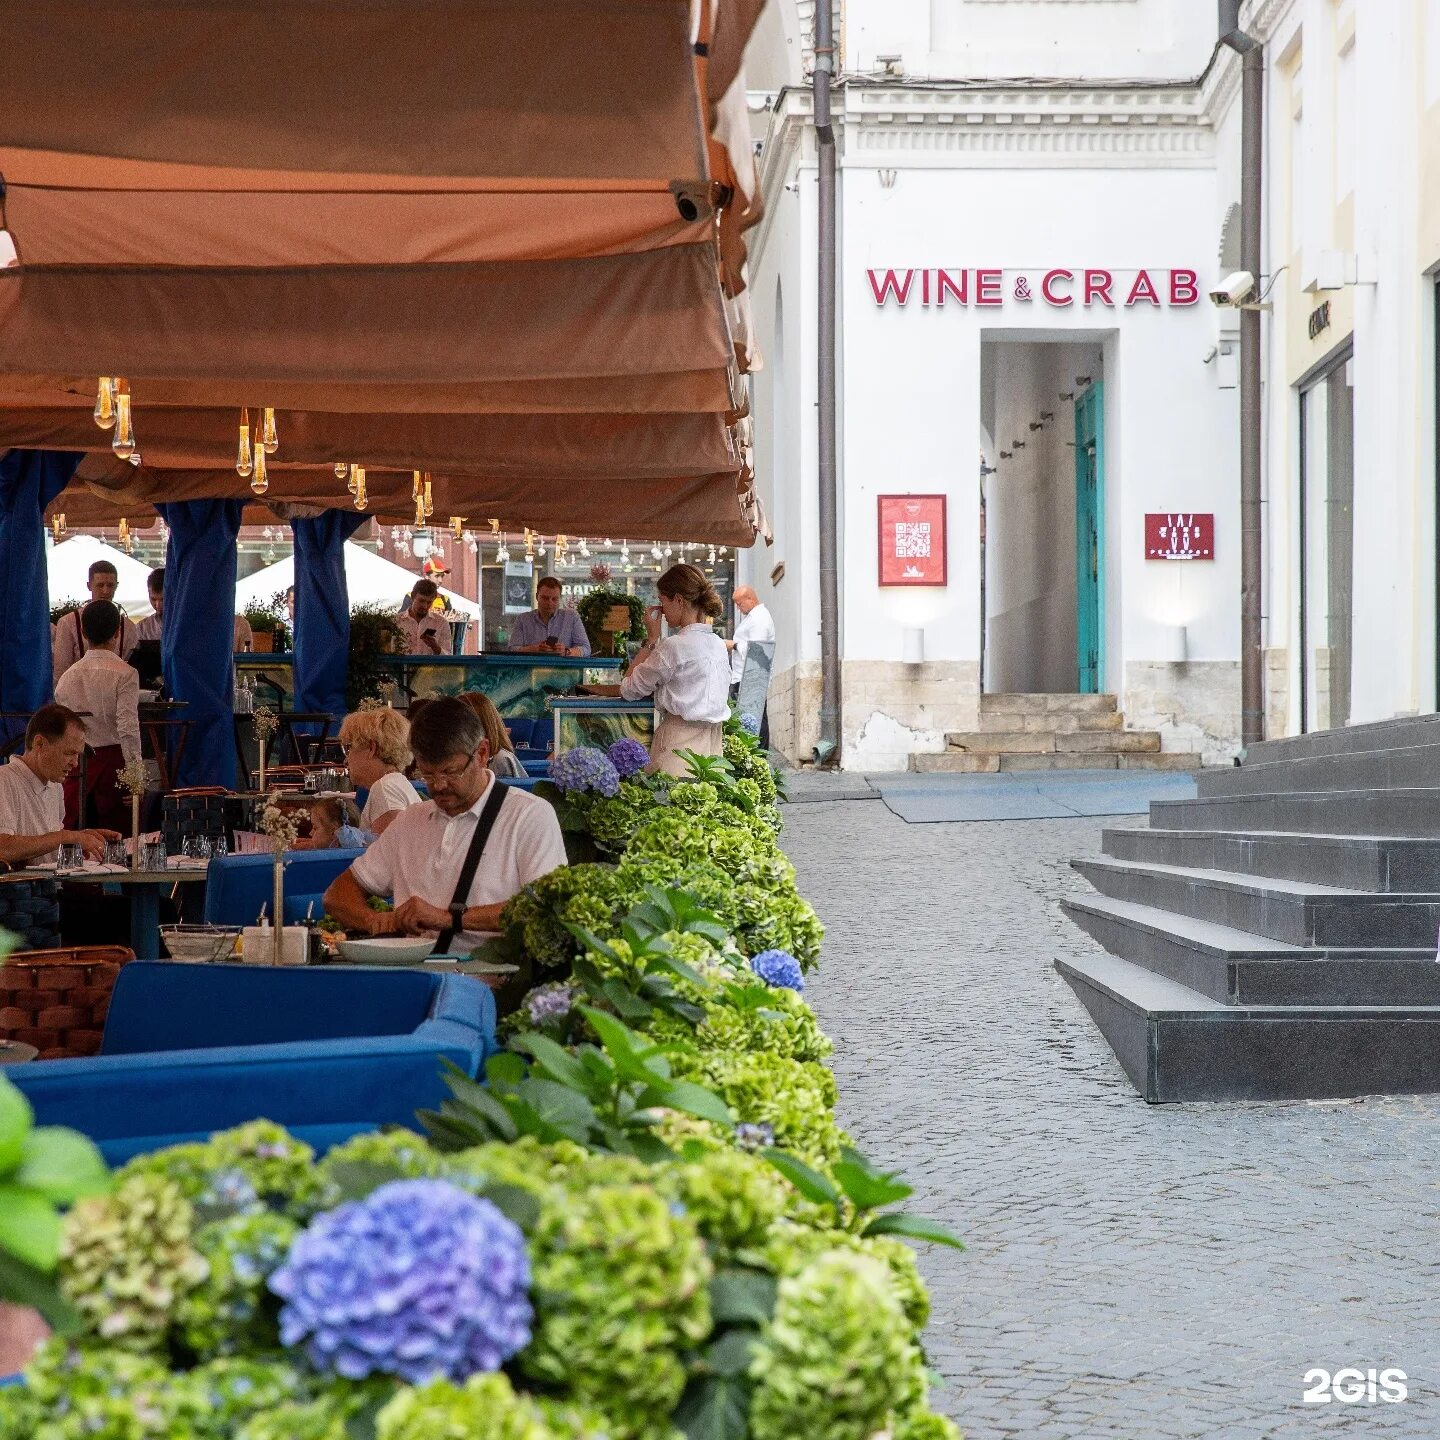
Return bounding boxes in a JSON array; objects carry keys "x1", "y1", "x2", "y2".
[
  {"x1": 0, "y1": 2, "x2": 706, "y2": 182},
  {"x1": 0, "y1": 407, "x2": 737, "y2": 480},
  {"x1": 0, "y1": 246, "x2": 733, "y2": 386}
]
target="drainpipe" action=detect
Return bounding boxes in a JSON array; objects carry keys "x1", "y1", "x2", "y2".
[
  {"x1": 1219, "y1": 0, "x2": 1265, "y2": 748},
  {"x1": 813, "y1": 2, "x2": 841, "y2": 766}
]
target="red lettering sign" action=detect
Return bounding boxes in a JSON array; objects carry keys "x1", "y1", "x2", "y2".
[
  {"x1": 867, "y1": 269, "x2": 915, "y2": 306},
  {"x1": 1125, "y1": 270, "x2": 1162, "y2": 307},
  {"x1": 879, "y1": 495, "x2": 948, "y2": 586},
  {"x1": 1083, "y1": 270, "x2": 1115, "y2": 306},
  {"x1": 1042, "y1": 269, "x2": 1075, "y2": 306},
  {"x1": 1170, "y1": 269, "x2": 1200, "y2": 306},
  {"x1": 866, "y1": 268, "x2": 1202, "y2": 310},
  {"x1": 936, "y1": 269, "x2": 968, "y2": 305},
  {"x1": 1145, "y1": 513, "x2": 1214, "y2": 561},
  {"x1": 975, "y1": 269, "x2": 1003, "y2": 306}
]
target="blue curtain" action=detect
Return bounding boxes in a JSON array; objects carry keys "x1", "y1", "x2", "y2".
[
  {"x1": 0, "y1": 450, "x2": 82, "y2": 717},
  {"x1": 158, "y1": 499, "x2": 246, "y2": 789},
  {"x1": 291, "y1": 511, "x2": 367, "y2": 720}
]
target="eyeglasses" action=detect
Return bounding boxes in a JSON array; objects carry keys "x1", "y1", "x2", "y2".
[{"x1": 415, "y1": 753, "x2": 478, "y2": 786}]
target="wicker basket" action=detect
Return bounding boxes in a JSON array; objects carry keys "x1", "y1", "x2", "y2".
[{"x1": 0, "y1": 946, "x2": 134, "y2": 1058}]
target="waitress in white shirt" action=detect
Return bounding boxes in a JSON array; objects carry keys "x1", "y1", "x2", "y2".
[{"x1": 599, "y1": 564, "x2": 730, "y2": 776}]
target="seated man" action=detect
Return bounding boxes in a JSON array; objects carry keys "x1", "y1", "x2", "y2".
[
  {"x1": 508, "y1": 576, "x2": 590, "y2": 656},
  {"x1": 394, "y1": 578, "x2": 448, "y2": 655},
  {"x1": 323, "y1": 696, "x2": 566, "y2": 951},
  {"x1": 54, "y1": 599, "x2": 143, "y2": 830},
  {"x1": 0, "y1": 704, "x2": 119, "y2": 867}
]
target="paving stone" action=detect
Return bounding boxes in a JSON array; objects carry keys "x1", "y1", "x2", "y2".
[{"x1": 782, "y1": 802, "x2": 1440, "y2": 1440}]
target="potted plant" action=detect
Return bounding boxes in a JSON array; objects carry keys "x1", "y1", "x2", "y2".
[
  {"x1": 347, "y1": 603, "x2": 400, "y2": 710},
  {"x1": 576, "y1": 588, "x2": 645, "y2": 657},
  {"x1": 244, "y1": 604, "x2": 279, "y2": 654}
]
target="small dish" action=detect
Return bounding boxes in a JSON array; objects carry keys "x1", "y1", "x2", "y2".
[{"x1": 336, "y1": 936, "x2": 439, "y2": 965}]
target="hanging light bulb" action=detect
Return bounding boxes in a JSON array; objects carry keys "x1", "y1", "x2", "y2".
[
  {"x1": 603, "y1": 537, "x2": 613, "y2": 548},
  {"x1": 651, "y1": 544, "x2": 662, "y2": 560},
  {"x1": 93, "y1": 377, "x2": 116, "y2": 430},
  {"x1": 334, "y1": 461, "x2": 348, "y2": 481},
  {"x1": 468, "y1": 536, "x2": 479, "y2": 554},
  {"x1": 707, "y1": 546, "x2": 717, "y2": 565},
  {"x1": 391, "y1": 526, "x2": 402, "y2": 544},
  {"x1": 497, "y1": 534, "x2": 510, "y2": 563},
  {"x1": 423, "y1": 476, "x2": 434, "y2": 518},
  {"x1": 118, "y1": 518, "x2": 131, "y2": 550},
  {"x1": 260, "y1": 407, "x2": 278, "y2": 454},
  {"x1": 450, "y1": 516, "x2": 465, "y2": 540},
  {"x1": 251, "y1": 440, "x2": 268, "y2": 494},
  {"x1": 488, "y1": 518, "x2": 500, "y2": 535},
  {"x1": 51, "y1": 514, "x2": 66, "y2": 541},
  {"x1": 414, "y1": 497, "x2": 426, "y2": 528},
  {"x1": 579, "y1": 539, "x2": 591, "y2": 558},
  {"x1": 111, "y1": 390, "x2": 135, "y2": 459},
  {"x1": 236, "y1": 408, "x2": 254, "y2": 478},
  {"x1": 346, "y1": 463, "x2": 359, "y2": 496},
  {"x1": 354, "y1": 471, "x2": 368, "y2": 510}
]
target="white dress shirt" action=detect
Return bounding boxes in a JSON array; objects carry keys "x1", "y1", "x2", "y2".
[
  {"x1": 359, "y1": 770, "x2": 422, "y2": 831},
  {"x1": 54, "y1": 649, "x2": 143, "y2": 763},
  {"x1": 350, "y1": 776, "x2": 567, "y2": 949},
  {"x1": 730, "y1": 602, "x2": 776, "y2": 683},
  {"x1": 135, "y1": 611, "x2": 163, "y2": 643},
  {"x1": 0, "y1": 755, "x2": 64, "y2": 857},
  {"x1": 394, "y1": 607, "x2": 450, "y2": 655},
  {"x1": 620, "y1": 622, "x2": 731, "y2": 724},
  {"x1": 53, "y1": 609, "x2": 137, "y2": 682}
]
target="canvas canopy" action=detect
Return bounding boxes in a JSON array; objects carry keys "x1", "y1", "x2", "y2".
[
  {"x1": 234, "y1": 544, "x2": 480, "y2": 621},
  {"x1": 46, "y1": 533, "x2": 154, "y2": 617}
]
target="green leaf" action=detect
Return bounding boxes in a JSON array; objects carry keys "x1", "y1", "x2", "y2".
[
  {"x1": 12, "y1": 1128, "x2": 109, "y2": 1204},
  {"x1": 577, "y1": 1046, "x2": 617, "y2": 1084},
  {"x1": 485, "y1": 1051, "x2": 528, "y2": 1087},
  {"x1": 705, "y1": 1328, "x2": 758, "y2": 1378},
  {"x1": 579, "y1": 1006, "x2": 658, "y2": 1083},
  {"x1": 440, "y1": 1088, "x2": 519, "y2": 1145},
  {"x1": 416, "y1": 1108, "x2": 478, "y2": 1153},
  {"x1": 861, "y1": 1212, "x2": 966, "y2": 1249},
  {"x1": 0, "y1": 1184, "x2": 62, "y2": 1271},
  {"x1": 762, "y1": 1150, "x2": 840, "y2": 1212},
  {"x1": 0, "y1": 1080, "x2": 33, "y2": 1175},
  {"x1": 638, "y1": 1079, "x2": 734, "y2": 1128},
  {"x1": 710, "y1": 1268, "x2": 779, "y2": 1327},
  {"x1": 467, "y1": 1182, "x2": 541, "y2": 1233},
  {"x1": 511, "y1": 1078, "x2": 596, "y2": 1143},
  {"x1": 325, "y1": 1161, "x2": 407, "y2": 1203},
  {"x1": 0, "y1": 1248, "x2": 82, "y2": 1334},
  {"x1": 624, "y1": 1129, "x2": 676, "y2": 1165},
  {"x1": 675, "y1": 1374, "x2": 751, "y2": 1440},
  {"x1": 831, "y1": 1160, "x2": 913, "y2": 1214},
  {"x1": 343, "y1": 1391, "x2": 387, "y2": 1440},
  {"x1": 512, "y1": 1033, "x2": 592, "y2": 1093},
  {"x1": 600, "y1": 978, "x2": 655, "y2": 1021}
]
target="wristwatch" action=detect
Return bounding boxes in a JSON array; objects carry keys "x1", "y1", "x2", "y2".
[{"x1": 449, "y1": 902, "x2": 466, "y2": 931}]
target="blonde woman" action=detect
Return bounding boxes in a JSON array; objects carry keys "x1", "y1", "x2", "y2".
[
  {"x1": 338, "y1": 707, "x2": 421, "y2": 836},
  {"x1": 586, "y1": 564, "x2": 729, "y2": 776},
  {"x1": 458, "y1": 692, "x2": 528, "y2": 780}
]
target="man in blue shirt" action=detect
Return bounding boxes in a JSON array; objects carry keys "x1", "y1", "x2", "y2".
[{"x1": 508, "y1": 576, "x2": 591, "y2": 656}]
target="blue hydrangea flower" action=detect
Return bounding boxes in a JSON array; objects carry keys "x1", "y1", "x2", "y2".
[
  {"x1": 734, "y1": 1122, "x2": 776, "y2": 1152},
  {"x1": 750, "y1": 949, "x2": 805, "y2": 993},
  {"x1": 268, "y1": 1179, "x2": 532, "y2": 1384},
  {"x1": 739, "y1": 712, "x2": 762, "y2": 736},
  {"x1": 524, "y1": 982, "x2": 579, "y2": 1027},
  {"x1": 550, "y1": 746, "x2": 621, "y2": 798},
  {"x1": 607, "y1": 737, "x2": 651, "y2": 779}
]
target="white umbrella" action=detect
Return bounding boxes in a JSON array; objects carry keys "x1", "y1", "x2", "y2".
[
  {"x1": 47, "y1": 534, "x2": 154, "y2": 618},
  {"x1": 234, "y1": 541, "x2": 480, "y2": 618}
]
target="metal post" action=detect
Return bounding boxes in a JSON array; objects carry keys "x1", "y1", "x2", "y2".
[
  {"x1": 813, "y1": 3, "x2": 841, "y2": 766},
  {"x1": 1220, "y1": 1, "x2": 1265, "y2": 748}
]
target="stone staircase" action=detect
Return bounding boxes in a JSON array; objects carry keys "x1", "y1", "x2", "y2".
[
  {"x1": 910, "y1": 694, "x2": 1203, "y2": 774},
  {"x1": 1057, "y1": 712, "x2": 1440, "y2": 1102}
]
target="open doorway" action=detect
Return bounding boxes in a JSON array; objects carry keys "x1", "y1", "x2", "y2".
[{"x1": 980, "y1": 337, "x2": 1106, "y2": 694}]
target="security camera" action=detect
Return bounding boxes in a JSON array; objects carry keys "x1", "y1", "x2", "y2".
[
  {"x1": 1210, "y1": 270, "x2": 1256, "y2": 307},
  {"x1": 670, "y1": 181, "x2": 716, "y2": 224}
]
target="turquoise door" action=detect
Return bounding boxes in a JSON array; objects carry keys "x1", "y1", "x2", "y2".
[{"x1": 1074, "y1": 383, "x2": 1104, "y2": 693}]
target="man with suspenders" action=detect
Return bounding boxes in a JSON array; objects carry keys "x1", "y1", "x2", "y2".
[{"x1": 53, "y1": 560, "x2": 137, "y2": 684}]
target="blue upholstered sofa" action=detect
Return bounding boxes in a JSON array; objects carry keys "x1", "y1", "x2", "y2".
[
  {"x1": 10, "y1": 962, "x2": 496, "y2": 1163},
  {"x1": 203, "y1": 849, "x2": 365, "y2": 928}
]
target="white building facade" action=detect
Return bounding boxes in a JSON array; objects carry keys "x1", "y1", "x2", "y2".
[{"x1": 743, "y1": 0, "x2": 1440, "y2": 770}]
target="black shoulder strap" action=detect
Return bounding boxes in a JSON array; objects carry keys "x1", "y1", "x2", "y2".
[{"x1": 432, "y1": 779, "x2": 509, "y2": 955}]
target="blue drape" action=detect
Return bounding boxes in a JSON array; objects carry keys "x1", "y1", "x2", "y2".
[
  {"x1": 158, "y1": 499, "x2": 246, "y2": 789},
  {"x1": 291, "y1": 512, "x2": 367, "y2": 720},
  {"x1": 0, "y1": 450, "x2": 82, "y2": 716}
]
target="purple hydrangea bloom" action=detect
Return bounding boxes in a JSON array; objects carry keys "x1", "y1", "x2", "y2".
[
  {"x1": 734, "y1": 1122, "x2": 775, "y2": 1152},
  {"x1": 738, "y1": 712, "x2": 762, "y2": 736},
  {"x1": 607, "y1": 737, "x2": 651, "y2": 779},
  {"x1": 550, "y1": 746, "x2": 621, "y2": 798},
  {"x1": 750, "y1": 949, "x2": 805, "y2": 993},
  {"x1": 524, "y1": 982, "x2": 579, "y2": 1027},
  {"x1": 268, "y1": 1179, "x2": 532, "y2": 1384}
]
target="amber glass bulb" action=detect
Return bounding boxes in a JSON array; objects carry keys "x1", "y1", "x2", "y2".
[
  {"x1": 111, "y1": 393, "x2": 135, "y2": 458},
  {"x1": 251, "y1": 443, "x2": 268, "y2": 494},
  {"x1": 261, "y1": 407, "x2": 278, "y2": 454},
  {"x1": 93, "y1": 377, "x2": 116, "y2": 430},
  {"x1": 236, "y1": 409, "x2": 253, "y2": 478}
]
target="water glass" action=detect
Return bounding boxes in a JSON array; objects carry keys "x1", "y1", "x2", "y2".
[
  {"x1": 182, "y1": 835, "x2": 212, "y2": 862},
  {"x1": 142, "y1": 840, "x2": 167, "y2": 870},
  {"x1": 210, "y1": 836, "x2": 228, "y2": 860},
  {"x1": 102, "y1": 840, "x2": 128, "y2": 867},
  {"x1": 56, "y1": 842, "x2": 83, "y2": 872}
]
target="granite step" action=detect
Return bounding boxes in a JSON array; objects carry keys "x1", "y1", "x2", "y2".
[
  {"x1": 1072, "y1": 855, "x2": 1440, "y2": 948},
  {"x1": 1055, "y1": 950, "x2": 1440, "y2": 1102},
  {"x1": 1194, "y1": 742, "x2": 1440, "y2": 800},
  {"x1": 1063, "y1": 893, "x2": 1440, "y2": 1006},
  {"x1": 1102, "y1": 827, "x2": 1440, "y2": 893},
  {"x1": 981, "y1": 692, "x2": 1117, "y2": 717},
  {"x1": 1150, "y1": 787, "x2": 1440, "y2": 838},
  {"x1": 945, "y1": 730, "x2": 1160, "y2": 754},
  {"x1": 1237, "y1": 712, "x2": 1440, "y2": 769}
]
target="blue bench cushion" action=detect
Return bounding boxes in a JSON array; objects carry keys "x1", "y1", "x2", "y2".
[{"x1": 203, "y1": 849, "x2": 365, "y2": 928}]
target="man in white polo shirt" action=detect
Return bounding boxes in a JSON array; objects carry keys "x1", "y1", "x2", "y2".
[
  {"x1": 0, "y1": 705, "x2": 119, "y2": 866},
  {"x1": 323, "y1": 696, "x2": 566, "y2": 951}
]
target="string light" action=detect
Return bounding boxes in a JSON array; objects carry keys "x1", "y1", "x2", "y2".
[
  {"x1": 93, "y1": 378, "x2": 116, "y2": 430},
  {"x1": 111, "y1": 387, "x2": 135, "y2": 459},
  {"x1": 51, "y1": 514, "x2": 67, "y2": 541},
  {"x1": 423, "y1": 476, "x2": 434, "y2": 518},
  {"x1": 353, "y1": 470, "x2": 367, "y2": 510},
  {"x1": 335, "y1": 461, "x2": 348, "y2": 481},
  {"x1": 414, "y1": 496, "x2": 426, "y2": 528},
  {"x1": 236, "y1": 407, "x2": 253, "y2": 478},
  {"x1": 497, "y1": 533, "x2": 510, "y2": 563},
  {"x1": 347, "y1": 464, "x2": 360, "y2": 496},
  {"x1": 260, "y1": 407, "x2": 278, "y2": 454},
  {"x1": 450, "y1": 516, "x2": 465, "y2": 540},
  {"x1": 412, "y1": 470, "x2": 423, "y2": 501},
  {"x1": 251, "y1": 440, "x2": 268, "y2": 494}
]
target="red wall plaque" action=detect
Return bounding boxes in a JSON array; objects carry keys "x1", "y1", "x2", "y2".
[
  {"x1": 878, "y1": 495, "x2": 947, "y2": 586},
  {"x1": 1145, "y1": 513, "x2": 1214, "y2": 560}
]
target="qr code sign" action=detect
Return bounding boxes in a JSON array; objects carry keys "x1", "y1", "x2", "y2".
[{"x1": 895, "y1": 522, "x2": 932, "y2": 558}]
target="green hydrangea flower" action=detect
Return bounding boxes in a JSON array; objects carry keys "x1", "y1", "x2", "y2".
[
  {"x1": 700, "y1": 989, "x2": 832, "y2": 1063},
  {"x1": 586, "y1": 779, "x2": 663, "y2": 855},
  {"x1": 674, "y1": 1052, "x2": 842, "y2": 1166},
  {"x1": 236, "y1": 1378, "x2": 397, "y2": 1440},
  {"x1": 320, "y1": 1128, "x2": 443, "y2": 1182},
  {"x1": 522, "y1": 1183, "x2": 713, "y2": 1434},
  {"x1": 3, "y1": 1341, "x2": 171, "y2": 1440},
  {"x1": 175, "y1": 1210, "x2": 299, "y2": 1357},
  {"x1": 167, "y1": 1358, "x2": 309, "y2": 1440},
  {"x1": 207, "y1": 1120, "x2": 328, "y2": 1214},
  {"x1": 722, "y1": 735, "x2": 780, "y2": 805},
  {"x1": 376, "y1": 1374, "x2": 556, "y2": 1440},
  {"x1": 657, "y1": 1150, "x2": 788, "y2": 1262},
  {"x1": 58, "y1": 1175, "x2": 208, "y2": 1349},
  {"x1": 115, "y1": 1142, "x2": 227, "y2": 1208},
  {"x1": 895, "y1": 1408, "x2": 964, "y2": 1440},
  {"x1": 669, "y1": 780, "x2": 717, "y2": 815},
  {"x1": 501, "y1": 864, "x2": 628, "y2": 973},
  {"x1": 749, "y1": 1250, "x2": 927, "y2": 1440}
]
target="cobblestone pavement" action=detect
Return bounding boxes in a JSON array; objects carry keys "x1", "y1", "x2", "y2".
[{"x1": 781, "y1": 785, "x2": 1440, "y2": 1439}]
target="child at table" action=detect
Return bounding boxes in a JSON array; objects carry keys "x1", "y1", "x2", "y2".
[{"x1": 299, "y1": 797, "x2": 370, "y2": 850}]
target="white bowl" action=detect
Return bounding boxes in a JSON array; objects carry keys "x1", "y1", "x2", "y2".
[{"x1": 336, "y1": 936, "x2": 439, "y2": 965}]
